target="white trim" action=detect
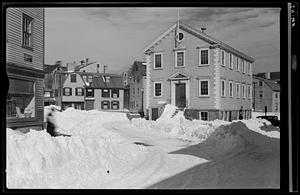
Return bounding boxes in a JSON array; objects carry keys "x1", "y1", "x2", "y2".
[
  {"x1": 236, "y1": 82, "x2": 240, "y2": 99},
  {"x1": 199, "y1": 111, "x2": 209, "y2": 121},
  {"x1": 199, "y1": 48, "x2": 210, "y2": 66},
  {"x1": 144, "y1": 23, "x2": 177, "y2": 53},
  {"x1": 248, "y1": 62, "x2": 252, "y2": 75},
  {"x1": 242, "y1": 84, "x2": 246, "y2": 99},
  {"x1": 198, "y1": 79, "x2": 210, "y2": 97},
  {"x1": 175, "y1": 50, "x2": 186, "y2": 68},
  {"x1": 153, "y1": 81, "x2": 163, "y2": 97},
  {"x1": 154, "y1": 52, "x2": 163, "y2": 69},
  {"x1": 248, "y1": 85, "x2": 252, "y2": 100},
  {"x1": 214, "y1": 48, "x2": 221, "y2": 109},
  {"x1": 229, "y1": 81, "x2": 234, "y2": 97},
  {"x1": 171, "y1": 80, "x2": 190, "y2": 108},
  {"x1": 220, "y1": 50, "x2": 226, "y2": 66},
  {"x1": 236, "y1": 57, "x2": 240, "y2": 72},
  {"x1": 229, "y1": 53, "x2": 233, "y2": 69},
  {"x1": 242, "y1": 59, "x2": 246, "y2": 74},
  {"x1": 221, "y1": 79, "x2": 226, "y2": 97}
]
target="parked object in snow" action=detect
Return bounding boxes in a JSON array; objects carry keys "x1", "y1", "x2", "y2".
[{"x1": 256, "y1": 115, "x2": 280, "y2": 126}]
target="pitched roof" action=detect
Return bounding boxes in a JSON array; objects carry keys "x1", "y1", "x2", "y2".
[
  {"x1": 76, "y1": 72, "x2": 124, "y2": 89},
  {"x1": 44, "y1": 64, "x2": 68, "y2": 73},
  {"x1": 253, "y1": 76, "x2": 280, "y2": 91},
  {"x1": 44, "y1": 64, "x2": 59, "y2": 73},
  {"x1": 255, "y1": 72, "x2": 280, "y2": 81},
  {"x1": 129, "y1": 61, "x2": 146, "y2": 76},
  {"x1": 144, "y1": 20, "x2": 255, "y2": 62}
]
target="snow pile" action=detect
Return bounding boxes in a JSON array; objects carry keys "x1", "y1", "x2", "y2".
[
  {"x1": 6, "y1": 128, "x2": 148, "y2": 188},
  {"x1": 131, "y1": 105, "x2": 231, "y2": 142},
  {"x1": 131, "y1": 104, "x2": 280, "y2": 142},
  {"x1": 51, "y1": 108, "x2": 129, "y2": 136},
  {"x1": 239, "y1": 118, "x2": 280, "y2": 138},
  {"x1": 193, "y1": 121, "x2": 280, "y2": 159},
  {"x1": 252, "y1": 111, "x2": 280, "y2": 120}
]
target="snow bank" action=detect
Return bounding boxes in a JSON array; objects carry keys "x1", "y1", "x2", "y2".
[
  {"x1": 252, "y1": 111, "x2": 280, "y2": 120},
  {"x1": 195, "y1": 121, "x2": 280, "y2": 159},
  {"x1": 131, "y1": 104, "x2": 279, "y2": 142},
  {"x1": 50, "y1": 108, "x2": 129, "y2": 136},
  {"x1": 238, "y1": 118, "x2": 280, "y2": 138},
  {"x1": 6, "y1": 128, "x2": 147, "y2": 188}
]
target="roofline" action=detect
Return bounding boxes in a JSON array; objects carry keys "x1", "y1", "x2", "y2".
[{"x1": 144, "y1": 21, "x2": 255, "y2": 62}]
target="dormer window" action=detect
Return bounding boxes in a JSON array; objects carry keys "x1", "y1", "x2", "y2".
[{"x1": 105, "y1": 76, "x2": 110, "y2": 83}]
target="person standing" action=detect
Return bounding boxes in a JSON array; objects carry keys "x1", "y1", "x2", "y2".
[{"x1": 239, "y1": 106, "x2": 244, "y2": 120}]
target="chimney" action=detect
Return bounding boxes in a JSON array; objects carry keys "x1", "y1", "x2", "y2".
[
  {"x1": 86, "y1": 58, "x2": 89, "y2": 64},
  {"x1": 265, "y1": 72, "x2": 270, "y2": 79},
  {"x1": 97, "y1": 64, "x2": 100, "y2": 73},
  {"x1": 55, "y1": 60, "x2": 62, "y2": 66},
  {"x1": 80, "y1": 60, "x2": 85, "y2": 65},
  {"x1": 201, "y1": 27, "x2": 207, "y2": 33}
]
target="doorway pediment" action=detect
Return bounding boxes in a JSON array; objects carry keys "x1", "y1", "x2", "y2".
[{"x1": 168, "y1": 72, "x2": 190, "y2": 80}]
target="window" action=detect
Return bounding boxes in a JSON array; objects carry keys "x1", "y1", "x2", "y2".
[
  {"x1": 24, "y1": 54, "x2": 32, "y2": 63},
  {"x1": 221, "y1": 50, "x2": 225, "y2": 66},
  {"x1": 132, "y1": 88, "x2": 135, "y2": 95},
  {"x1": 111, "y1": 101, "x2": 120, "y2": 110},
  {"x1": 200, "y1": 112, "x2": 209, "y2": 121},
  {"x1": 275, "y1": 94, "x2": 278, "y2": 98},
  {"x1": 248, "y1": 85, "x2": 252, "y2": 99},
  {"x1": 236, "y1": 57, "x2": 239, "y2": 71},
  {"x1": 229, "y1": 81, "x2": 233, "y2": 97},
  {"x1": 101, "y1": 101, "x2": 110, "y2": 110},
  {"x1": 198, "y1": 79, "x2": 209, "y2": 96},
  {"x1": 70, "y1": 74, "x2": 76, "y2": 83},
  {"x1": 63, "y1": 87, "x2": 72, "y2": 96},
  {"x1": 259, "y1": 81, "x2": 263, "y2": 86},
  {"x1": 137, "y1": 76, "x2": 140, "y2": 83},
  {"x1": 111, "y1": 89, "x2": 119, "y2": 98},
  {"x1": 154, "y1": 53, "x2": 162, "y2": 69},
  {"x1": 259, "y1": 91, "x2": 263, "y2": 98},
  {"x1": 154, "y1": 82, "x2": 162, "y2": 97},
  {"x1": 177, "y1": 32, "x2": 184, "y2": 41},
  {"x1": 248, "y1": 63, "x2": 252, "y2": 75},
  {"x1": 86, "y1": 89, "x2": 94, "y2": 97},
  {"x1": 221, "y1": 79, "x2": 226, "y2": 97},
  {"x1": 135, "y1": 65, "x2": 138, "y2": 71},
  {"x1": 22, "y1": 14, "x2": 33, "y2": 49},
  {"x1": 83, "y1": 75, "x2": 87, "y2": 82},
  {"x1": 229, "y1": 54, "x2": 233, "y2": 69},
  {"x1": 105, "y1": 76, "x2": 110, "y2": 83},
  {"x1": 175, "y1": 50, "x2": 185, "y2": 67},
  {"x1": 242, "y1": 84, "x2": 246, "y2": 99},
  {"x1": 199, "y1": 48, "x2": 209, "y2": 65},
  {"x1": 236, "y1": 83, "x2": 240, "y2": 98},
  {"x1": 75, "y1": 88, "x2": 84, "y2": 96},
  {"x1": 6, "y1": 78, "x2": 35, "y2": 119},
  {"x1": 242, "y1": 60, "x2": 246, "y2": 74},
  {"x1": 102, "y1": 89, "x2": 110, "y2": 98},
  {"x1": 88, "y1": 76, "x2": 93, "y2": 83},
  {"x1": 137, "y1": 88, "x2": 140, "y2": 95}
]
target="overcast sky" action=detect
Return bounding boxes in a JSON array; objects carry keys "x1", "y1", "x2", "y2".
[{"x1": 45, "y1": 7, "x2": 280, "y2": 74}]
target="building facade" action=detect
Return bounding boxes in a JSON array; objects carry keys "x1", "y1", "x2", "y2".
[
  {"x1": 44, "y1": 61, "x2": 68, "y2": 107},
  {"x1": 6, "y1": 8, "x2": 45, "y2": 132},
  {"x1": 144, "y1": 21, "x2": 255, "y2": 121},
  {"x1": 61, "y1": 72, "x2": 86, "y2": 110},
  {"x1": 252, "y1": 76, "x2": 280, "y2": 112},
  {"x1": 128, "y1": 61, "x2": 146, "y2": 113},
  {"x1": 78, "y1": 72, "x2": 125, "y2": 111}
]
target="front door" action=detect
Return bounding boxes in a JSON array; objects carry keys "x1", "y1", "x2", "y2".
[{"x1": 175, "y1": 83, "x2": 186, "y2": 108}]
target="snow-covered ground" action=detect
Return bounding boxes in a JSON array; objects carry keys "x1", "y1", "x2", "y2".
[{"x1": 6, "y1": 105, "x2": 280, "y2": 189}]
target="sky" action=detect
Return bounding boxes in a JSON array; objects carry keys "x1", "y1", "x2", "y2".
[{"x1": 45, "y1": 7, "x2": 280, "y2": 74}]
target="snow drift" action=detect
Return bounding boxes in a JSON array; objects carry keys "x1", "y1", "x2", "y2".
[
  {"x1": 182, "y1": 121, "x2": 280, "y2": 160},
  {"x1": 131, "y1": 104, "x2": 279, "y2": 142}
]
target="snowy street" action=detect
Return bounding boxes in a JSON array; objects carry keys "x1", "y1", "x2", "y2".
[{"x1": 6, "y1": 105, "x2": 280, "y2": 189}]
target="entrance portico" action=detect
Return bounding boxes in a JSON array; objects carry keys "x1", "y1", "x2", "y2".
[{"x1": 168, "y1": 72, "x2": 190, "y2": 109}]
